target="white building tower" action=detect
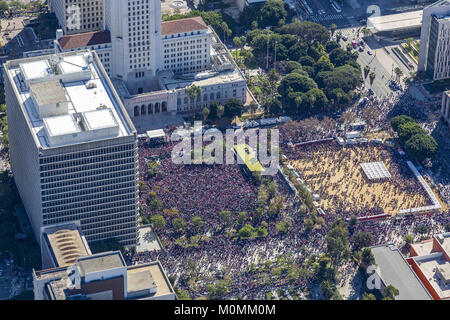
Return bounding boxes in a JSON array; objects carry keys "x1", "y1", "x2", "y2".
[{"x1": 104, "y1": 0, "x2": 162, "y2": 94}]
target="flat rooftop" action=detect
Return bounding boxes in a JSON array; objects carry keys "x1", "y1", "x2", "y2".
[
  {"x1": 371, "y1": 244, "x2": 432, "y2": 300},
  {"x1": 411, "y1": 239, "x2": 435, "y2": 256},
  {"x1": 367, "y1": 10, "x2": 423, "y2": 32},
  {"x1": 46, "y1": 228, "x2": 90, "y2": 268},
  {"x1": 5, "y1": 51, "x2": 135, "y2": 149},
  {"x1": 127, "y1": 262, "x2": 174, "y2": 299},
  {"x1": 413, "y1": 254, "x2": 450, "y2": 299},
  {"x1": 77, "y1": 251, "x2": 125, "y2": 276}
]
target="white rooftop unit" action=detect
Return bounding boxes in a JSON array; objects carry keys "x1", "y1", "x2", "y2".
[
  {"x1": 19, "y1": 60, "x2": 54, "y2": 86},
  {"x1": 29, "y1": 81, "x2": 69, "y2": 118},
  {"x1": 56, "y1": 54, "x2": 92, "y2": 83},
  {"x1": 43, "y1": 109, "x2": 120, "y2": 146}
]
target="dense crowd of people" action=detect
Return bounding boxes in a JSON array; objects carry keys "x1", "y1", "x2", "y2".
[
  {"x1": 125, "y1": 84, "x2": 450, "y2": 299},
  {"x1": 285, "y1": 142, "x2": 430, "y2": 217}
]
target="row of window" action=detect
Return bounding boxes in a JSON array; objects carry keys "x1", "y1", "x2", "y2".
[
  {"x1": 42, "y1": 171, "x2": 136, "y2": 193},
  {"x1": 40, "y1": 144, "x2": 135, "y2": 164},
  {"x1": 42, "y1": 180, "x2": 136, "y2": 201},
  {"x1": 43, "y1": 204, "x2": 136, "y2": 222},
  {"x1": 40, "y1": 164, "x2": 136, "y2": 184},
  {"x1": 40, "y1": 158, "x2": 136, "y2": 178},
  {"x1": 40, "y1": 151, "x2": 134, "y2": 172},
  {"x1": 43, "y1": 194, "x2": 136, "y2": 214}
]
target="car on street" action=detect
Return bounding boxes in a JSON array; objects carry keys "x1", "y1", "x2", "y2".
[
  {"x1": 367, "y1": 50, "x2": 372, "y2": 55},
  {"x1": 342, "y1": 36, "x2": 348, "y2": 41},
  {"x1": 359, "y1": 47, "x2": 364, "y2": 52}
]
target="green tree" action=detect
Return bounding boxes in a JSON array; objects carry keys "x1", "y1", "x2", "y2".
[
  {"x1": 361, "y1": 247, "x2": 375, "y2": 266},
  {"x1": 173, "y1": 217, "x2": 186, "y2": 233},
  {"x1": 220, "y1": 210, "x2": 232, "y2": 224},
  {"x1": 237, "y1": 211, "x2": 247, "y2": 225},
  {"x1": 0, "y1": 1, "x2": 8, "y2": 15},
  {"x1": 326, "y1": 219, "x2": 350, "y2": 265},
  {"x1": 223, "y1": 98, "x2": 244, "y2": 118},
  {"x1": 275, "y1": 220, "x2": 291, "y2": 234},
  {"x1": 391, "y1": 115, "x2": 415, "y2": 132},
  {"x1": 320, "y1": 280, "x2": 336, "y2": 300},
  {"x1": 361, "y1": 292, "x2": 376, "y2": 300},
  {"x1": 259, "y1": 0, "x2": 287, "y2": 27},
  {"x1": 404, "y1": 234, "x2": 414, "y2": 244},
  {"x1": 330, "y1": 24, "x2": 337, "y2": 37},
  {"x1": 149, "y1": 198, "x2": 163, "y2": 212},
  {"x1": 397, "y1": 122, "x2": 427, "y2": 143},
  {"x1": 383, "y1": 285, "x2": 399, "y2": 300},
  {"x1": 191, "y1": 216, "x2": 204, "y2": 230},
  {"x1": 353, "y1": 232, "x2": 373, "y2": 251},
  {"x1": 150, "y1": 214, "x2": 166, "y2": 229},
  {"x1": 238, "y1": 224, "x2": 255, "y2": 239},
  {"x1": 405, "y1": 134, "x2": 438, "y2": 161}
]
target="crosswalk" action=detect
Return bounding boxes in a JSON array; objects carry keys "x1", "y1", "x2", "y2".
[{"x1": 310, "y1": 14, "x2": 344, "y2": 22}]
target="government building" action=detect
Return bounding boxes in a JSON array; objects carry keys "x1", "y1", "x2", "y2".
[
  {"x1": 3, "y1": 50, "x2": 139, "y2": 247},
  {"x1": 47, "y1": 0, "x2": 249, "y2": 131}
]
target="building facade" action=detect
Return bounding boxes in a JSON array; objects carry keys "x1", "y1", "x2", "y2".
[
  {"x1": 49, "y1": 0, "x2": 104, "y2": 35},
  {"x1": 161, "y1": 16, "x2": 212, "y2": 74},
  {"x1": 442, "y1": 90, "x2": 450, "y2": 129},
  {"x1": 104, "y1": 0, "x2": 162, "y2": 91},
  {"x1": 3, "y1": 50, "x2": 139, "y2": 247},
  {"x1": 418, "y1": 0, "x2": 450, "y2": 80}
]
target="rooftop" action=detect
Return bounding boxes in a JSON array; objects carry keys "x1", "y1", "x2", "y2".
[
  {"x1": 4, "y1": 51, "x2": 135, "y2": 149},
  {"x1": 413, "y1": 253, "x2": 450, "y2": 299},
  {"x1": 127, "y1": 262, "x2": 175, "y2": 299},
  {"x1": 77, "y1": 252, "x2": 126, "y2": 276},
  {"x1": 371, "y1": 244, "x2": 432, "y2": 300},
  {"x1": 45, "y1": 228, "x2": 90, "y2": 268},
  {"x1": 161, "y1": 16, "x2": 208, "y2": 35},
  {"x1": 29, "y1": 81, "x2": 67, "y2": 106},
  {"x1": 58, "y1": 30, "x2": 111, "y2": 50},
  {"x1": 367, "y1": 10, "x2": 423, "y2": 32}
]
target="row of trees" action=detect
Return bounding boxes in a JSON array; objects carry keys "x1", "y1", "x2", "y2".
[{"x1": 241, "y1": 19, "x2": 361, "y2": 116}]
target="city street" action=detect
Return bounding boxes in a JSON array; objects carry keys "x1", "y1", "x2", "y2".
[{"x1": 337, "y1": 27, "x2": 415, "y2": 98}]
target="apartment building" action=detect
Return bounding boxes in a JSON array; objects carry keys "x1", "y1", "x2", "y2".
[
  {"x1": 49, "y1": 0, "x2": 104, "y2": 35},
  {"x1": 3, "y1": 50, "x2": 139, "y2": 247},
  {"x1": 418, "y1": 0, "x2": 450, "y2": 80}
]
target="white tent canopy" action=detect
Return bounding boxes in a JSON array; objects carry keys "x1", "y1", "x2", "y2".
[{"x1": 146, "y1": 129, "x2": 166, "y2": 140}]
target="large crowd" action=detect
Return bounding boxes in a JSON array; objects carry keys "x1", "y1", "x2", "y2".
[{"x1": 125, "y1": 85, "x2": 450, "y2": 300}]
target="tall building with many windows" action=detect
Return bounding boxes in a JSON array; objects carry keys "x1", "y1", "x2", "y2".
[
  {"x1": 49, "y1": 0, "x2": 104, "y2": 35},
  {"x1": 418, "y1": 0, "x2": 450, "y2": 80},
  {"x1": 3, "y1": 50, "x2": 139, "y2": 247},
  {"x1": 104, "y1": 0, "x2": 162, "y2": 92}
]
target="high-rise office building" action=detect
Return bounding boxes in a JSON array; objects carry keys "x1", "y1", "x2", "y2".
[
  {"x1": 50, "y1": 0, "x2": 104, "y2": 35},
  {"x1": 418, "y1": 0, "x2": 450, "y2": 80},
  {"x1": 3, "y1": 50, "x2": 139, "y2": 247}
]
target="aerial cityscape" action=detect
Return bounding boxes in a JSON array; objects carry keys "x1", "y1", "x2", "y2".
[{"x1": 0, "y1": 0, "x2": 448, "y2": 304}]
